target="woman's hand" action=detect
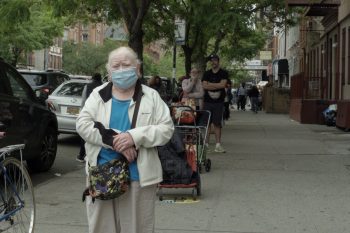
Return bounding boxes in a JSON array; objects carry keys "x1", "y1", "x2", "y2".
[
  {"x1": 121, "y1": 147, "x2": 137, "y2": 163},
  {"x1": 113, "y1": 132, "x2": 135, "y2": 152}
]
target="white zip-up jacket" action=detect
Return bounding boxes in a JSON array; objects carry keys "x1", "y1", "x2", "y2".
[{"x1": 76, "y1": 81, "x2": 174, "y2": 187}]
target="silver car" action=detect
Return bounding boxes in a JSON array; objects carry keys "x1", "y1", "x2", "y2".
[{"x1": 46, "y1": 79, "x2": 90, "y2": 134}]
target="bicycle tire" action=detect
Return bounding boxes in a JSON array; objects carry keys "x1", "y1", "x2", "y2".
[{"x1": 0, "y1": 157, "x2": 35, "y2": 233}]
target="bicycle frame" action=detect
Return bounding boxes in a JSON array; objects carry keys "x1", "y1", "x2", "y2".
[{"x1": 0, "y1": 144, "x2": 26, "y2": 223}]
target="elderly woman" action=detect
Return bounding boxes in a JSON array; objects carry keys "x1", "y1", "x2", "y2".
[{"x1": 76, "y1": 46, "x2": 174, "y2": 233}]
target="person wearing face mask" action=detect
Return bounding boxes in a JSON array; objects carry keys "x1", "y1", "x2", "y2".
[
  {"x1": 181, "y1": 67, "x2": 204, "y2": 110},
  {"x1": 76, "y1": 46, "x2": 174, "y2": 233}
]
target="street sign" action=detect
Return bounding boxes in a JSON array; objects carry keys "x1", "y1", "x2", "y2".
[
  {"x1": 175, "y1": 18, "x2": 186, "y2": 45},
  {"x1": 260, "y1": 51, "x2": 272, "y2": 60}
]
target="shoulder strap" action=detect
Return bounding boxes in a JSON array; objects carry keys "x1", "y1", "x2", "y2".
[{"x1": 131, "y1": 91, "x2": 142, "y2": 129}]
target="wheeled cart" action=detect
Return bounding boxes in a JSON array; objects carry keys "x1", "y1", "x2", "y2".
[
  {"x1": 157, "y1": 106, "x2": 211, "y2": 200},
  {"x1": 171, "y1": 106, "x2": 212, "y2": 173}
]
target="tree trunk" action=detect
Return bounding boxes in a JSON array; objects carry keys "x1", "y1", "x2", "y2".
[
  {"x1": 182, "y1": 45, "x2": 192, "y2": 76},
  {"x1": 128, "y1": 29, "x2": 144, "y2": 76}
]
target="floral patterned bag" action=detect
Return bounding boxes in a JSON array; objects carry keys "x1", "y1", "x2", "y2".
[{"x1": 87, "y1": 158, "x2": 130, "y2": 200}]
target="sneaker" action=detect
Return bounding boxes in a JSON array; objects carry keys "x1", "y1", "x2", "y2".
[
  {"x1": 214, "y1": 144, "x2": 226, "y2": 153},
  {"x1": 76, "y1": 155, "x2": 85, "y2": 163}
]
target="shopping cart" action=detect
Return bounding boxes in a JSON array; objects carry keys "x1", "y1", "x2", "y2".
[
  {"x1": 157, "y1": 106, "x2": 211, "y2": 200},
  {"x1": 171, "y1": 105, "x2": 212, "y2": 173}
]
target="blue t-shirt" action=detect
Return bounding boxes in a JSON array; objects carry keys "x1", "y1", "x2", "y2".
[{"x1": 97, "y1": 97, "x2": 139, "y2": 181}]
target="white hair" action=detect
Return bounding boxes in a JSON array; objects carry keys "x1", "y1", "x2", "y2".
[{"x1": 105, "y1": 46, "x2": 140, "y2": 72}]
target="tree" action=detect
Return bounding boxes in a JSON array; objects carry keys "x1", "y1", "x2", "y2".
[
  {"x1": 62, "y1": 39, "x2": 127, "y2": 75},
  {"x1": 0, "y1": 1, "x2": 63, "y2": 66},
  {"x1": 143, "y1": 50, "x2": 185, "y2": 78},
  {"x1": 146, "y1": 0, "x2": 297, "y2": 74},
  {"x1": 49, "y1": 0, "x2": 152, "y2": 68}
]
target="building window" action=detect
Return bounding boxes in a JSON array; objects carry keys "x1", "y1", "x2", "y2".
[{"x1": 82, "y1": 33, "x2": 89, "y2": 42}]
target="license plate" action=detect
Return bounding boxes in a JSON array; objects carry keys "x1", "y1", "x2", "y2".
[{"x1": 66, "y1": 106, "x2": 80, "y2": 115}]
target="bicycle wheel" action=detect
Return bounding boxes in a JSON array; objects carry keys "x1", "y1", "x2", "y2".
[{"x1": 0, "y1": 157, "x2": 35, "y2": 233}]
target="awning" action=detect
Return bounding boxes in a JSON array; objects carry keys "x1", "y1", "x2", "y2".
[{"x1": 273, "y1": 59, "x2": 289, "y2": 75}]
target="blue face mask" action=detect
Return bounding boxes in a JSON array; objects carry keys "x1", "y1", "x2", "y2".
[{"x1": 111, "y1": 67, "x2": 138, "y2": 89}]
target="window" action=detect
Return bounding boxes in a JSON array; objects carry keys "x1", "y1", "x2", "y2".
[
  {"x1": 82, "y1": 33, "x2": 89, "y2": 42},
  {"x1": 50, "y1": 74, "x2": 68, "y2": 87},
  {"x1": 5, "y1": 66, "x2": 33, "y2": 100},
  {"x1": 22, "y1": 73, "x2": 47, "y2": 87},
  {"x1": 56, "y1": 82, "x2": 86, "y2": 97}
]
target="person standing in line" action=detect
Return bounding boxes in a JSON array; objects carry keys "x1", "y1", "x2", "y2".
[
  {"x1": 237, "y1": 82, "x2": 247, "y2": 111},
  {"x1": 223, "y1": 79, "x2": 233, "y2": 120},
  {"x1": 147, "y1": 75, "x2": 167, "y2": 100},
  {"x1": 147, "y1": 75, "x2": 161, "y2": 91},
  {"x1": 202, "y1": 54, "x2": 228, "y2": 153},
  {"x1": 76, "y1": 46, "x2": 174, "y2": 233},
  {"x1": 248, "y1": 85, "x2": 260, "y2": 113},
  {"x1": 181, "y1": 67, "x2": 204, "y2": 110},
  {"x1": 76, "y1": 73, "x2": 103, "y2": 163}
]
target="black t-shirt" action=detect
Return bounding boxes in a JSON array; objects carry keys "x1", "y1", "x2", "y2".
[{"x1": 202, "y1": 68, "x2": 228, "y2": 103}]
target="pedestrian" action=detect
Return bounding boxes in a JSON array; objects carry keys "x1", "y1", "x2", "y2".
[
  {"x1": 235, "y1": 88, "x2": 240, "y2": 110},
  {"x1": 223, "y1": 80, "x2": 233, "y2": 120},
  {"x1": 202, "y1": 54, "x2": 228, "y2": 153},
  {"x1": 76, "y1": 46, "x2": 174, "y2": 233},
  {"x1": 248, "y1": 85, "x2": 260, "y2": 113},
  {"x1": 181, "y1": 67, "x2": 204, "y2": 110},
  {"x1": 76, "y1": 73, "x2": 103, "y2": 163},
  {"x1": 147, "y1": 75, "x2": 166, "y2": 100},
  {"x1": 237, "y1": 82, "x2": 247, "y2": 111}
]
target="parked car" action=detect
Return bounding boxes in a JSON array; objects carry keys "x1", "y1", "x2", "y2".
[
  {"x1": 0, "y1": 58, "x2": 58, "y2": 172},
  {"x1": 46, "y1": 79, "x2": 90, "y2": 134},
  {"x1": 18, "y1": 69, "x2": 70, "y2": 100}
]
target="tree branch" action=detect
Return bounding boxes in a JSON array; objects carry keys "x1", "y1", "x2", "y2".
[
  {"x1": 115, "y1": 0, "x2": 131, "y2": 29},
  {"x1": 132, "y1": 0, "x2": 152, "y2": 33}
]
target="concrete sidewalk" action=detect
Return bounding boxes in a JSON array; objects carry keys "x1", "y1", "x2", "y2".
[{"x1": 34, "y1": 110, "x2": 350, "y2": 233}]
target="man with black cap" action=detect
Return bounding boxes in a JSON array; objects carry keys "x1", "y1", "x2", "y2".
[{"x1": 202, "y1": 54, "x2": 228, "y2": 153}]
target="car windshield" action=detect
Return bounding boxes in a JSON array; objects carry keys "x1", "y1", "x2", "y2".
[
  {"x1": 21, "y1": 73, "x2": 47, "y2": 87},
  {"x1": 56, "y1": 82, "x2": 86, "y2": 97}
]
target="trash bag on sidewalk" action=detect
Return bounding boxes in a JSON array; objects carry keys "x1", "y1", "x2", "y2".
[{"x1": 322, "y1": 104, "x2": 337, "y2": 126}]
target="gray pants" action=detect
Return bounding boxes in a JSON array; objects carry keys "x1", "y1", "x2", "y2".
[{"x1": 86, "y1": 181, "x2": 157, "y2": 233}]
